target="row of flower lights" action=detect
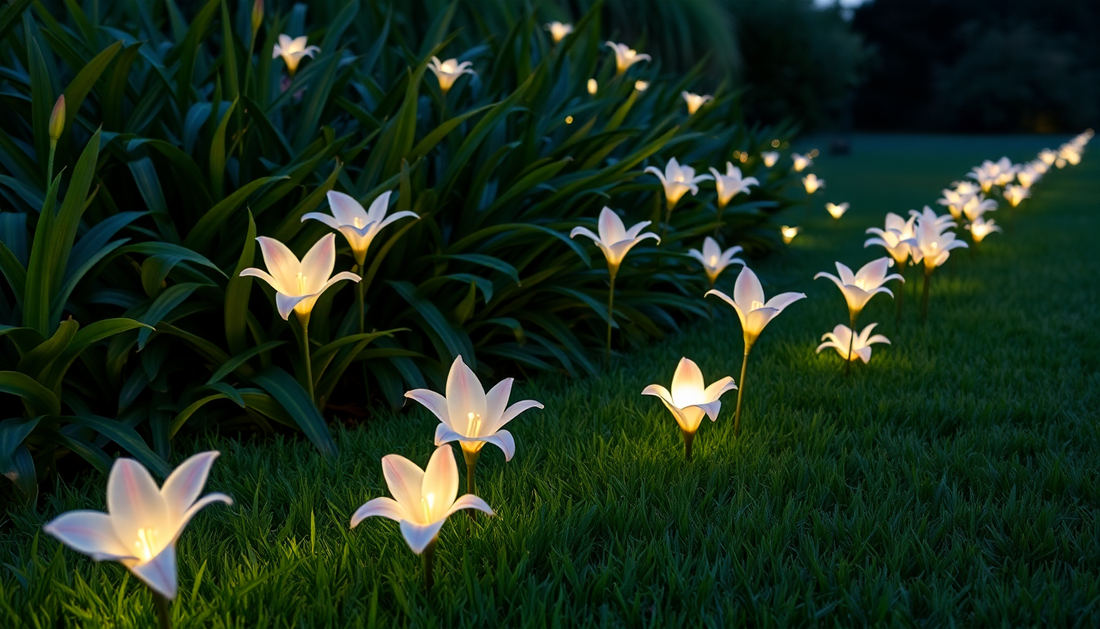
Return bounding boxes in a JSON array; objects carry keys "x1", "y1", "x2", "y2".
[{"x1": 38, "y1": 10, "x2": 1095, "y2": 623}]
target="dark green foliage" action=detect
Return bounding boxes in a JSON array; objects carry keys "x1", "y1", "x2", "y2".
[{"x1": 1, "y1": 135, "x2": 1097, "y2": 625}]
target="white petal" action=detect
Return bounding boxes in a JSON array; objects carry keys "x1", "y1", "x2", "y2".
[
  {"x1": 445, "y1": 494, "x2": 494, "y2": 518},
  {"x1": 399, "y1": 520, "x2": 445, "y2": 555},
  {"x1": 491, "y1": 399, "x2": 543, "y2": 433},
  {"x1": 160, "y1": 451, "x2": 220, "y2": 524},
  {"x1": 365, "y1": 190, "x2": 393, "y2": 224},
  {"x1": 479, "y1": 430, "x2": 516, "y2": 461},
  {"x1": 106, "y1": 459, "x2": 167, "y2": 558},
  {"x1": 597, "y1": 207, "x2": 627, "y2": 245},
  {"x1": 641, "y1": 384, "x2": 674, "y2": 406},
  {"x1": 300, "y1": 234, "x2": 338, "y2": 293},
  {"x1": 445, "y1": 356, "x2": 486, "y2": 436},
  {"x1": 422, "y1": 446, "x2": 459, "y2": 520},
  {"x1": 484, "y1": 378, "x2": 513, "y2": 430},
  {"x1": 130, "y1": 544, "x2": 178, "y2": 600},
  {"x1": 670, "y1": 358, "x2": 705, "y2": 405},
  {"x1": 43, "y1": 511, "x2": 134, "y2": 562},
  {"x1": 238, "y1": 267, "x2": 282, "y2": 293},
  {"x1": 763, "y1": 291, "x2": 806, "y2": 313},
  {"x1": 702, "y1": 376, "x2": 737, "y2": 401},
  {"x1": 256, "y1": 237, "x2": 301, "y2": 291},
  {"x1": 733, "y1": 267, "x2": 765, "y2": 311},
  {"x1": 406, "y1": 389, "x2": 451, "y2": 427},
  {"x1": 168, "y1": 493, "x2": 232, "y2": 547},
  {"x1": 381, "y1": 454, "x2": 424, "y2": 516},
  {"x1": 350, "y1": 497, "x2": 406, "y2": 528}
]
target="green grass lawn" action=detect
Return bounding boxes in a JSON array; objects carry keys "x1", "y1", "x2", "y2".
[{"x1": 3, "y1": 135, "x2": 1098, "y2": 627}]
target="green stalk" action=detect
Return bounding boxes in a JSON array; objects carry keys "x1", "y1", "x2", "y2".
[
  {"x1": 733, "y1": 347, "x2": 751, "y2": 436},
  {"x1": 660, "y1": 201, "x2": 674, "y2": 242},
  {"x1": 682, "y1": 430, "x2": 695, "y2": 462},
  {"x1": 422, "y1": 540, "x2": 436, "y2": 591},
  {"x1": 297, "y1": 313, "x2": 314, "y2": 403},
  {"x1": 715, "y1": 202, "x2": 725, "y2": 237},
  {"x1": 845, "y1": 311, "x2": 858, "y2": 376},
  {"x1": 606, "y1": 269, "x2": 617, "y2": 363},
  {"x1": 921, "y1": 267, "x2": 932, "y2": 324},
  {"x1": 47, "y1": 140, "x2": 57, "y2": 184},
  {"x1": 463, "y1": 448, "x2": 480, "y2": 496},
  {"x1": 895, "y1": 267, "x2": 905, "y2": 324},
  {"x1": 152, "y1": 591, "x2": 171, "y2": 629},
  {"x1": 356, "y1": 264, "x2": 365, "y2": 335}
]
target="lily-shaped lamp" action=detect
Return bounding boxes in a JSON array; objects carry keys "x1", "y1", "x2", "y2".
[
  {"x1": 762, "y1": 151, "x2": 780, "y2": 168},
  {"x1": 709, "y1": 162, "x2": 758, "y2": 210},
  {"x1": 273, "y1": 34, "x2": 319, "y2": 76},
  {"x1": 303, "y1": 191, "x2": 418, "y2": 332},
  {"x1": 781, "y1": 225, "x2": 800, "y2": 244},
  {"x1": 1003, "y1": 184, "x2": 1030, "y2": 208},
  {"x1": 545, "y1": 21, "x2": 573, "y2": 43},
  {"x1": 961, "y1": 194, "x2": 997, "y2": 222},
  {"x1": 937, "y1": 188, "x2": 972, "y2": 220},
  {"x1": 605, "y1": 41, "x2": 651, "y2": 74},
  {"x1": 350, "y1": 446, "x2": 493, "y2": 590},
  {"x1": 240, "y1": 234, "x2": 360, "y2": 401},
  {"x1": 864, "y1": 212, "x2": 918, "y2": 322},
  {"x1": 428, "y1": 57, "x2": 476, "y2": 94},
  {"x1": 646, "y1": 158, "x2": 713, "y2": 239},
  {"x1": 910, "y1": 207, "x2": 967, "y2": 322},
  {"x1": 1038, "y1": 149, "x2": 1057, "y2": 166},
  {"x1": 570, "y1": 207, "x2": 660, "y2": 360},
  {"x1": 814, "y1": 258, "x2": 901, "y2": 374},
  {"x1": 682, "y1": 92, "x2": 713, "y2": 115},
  {"x1": 706, "y1": 266, "x2": 805, "y2": 435},
  {"x1": 44, "y1": 452, "x2": 231, "y2": 628},
  {"x1": 791, "y1": 153, "x2": 812, "y2": 172},
  {"x1": 966, "y1": 216, "x2": 1002, "y2": 245},
  {"x1": 688, "y1": 236, "x2": 745, "y2": 289},
  {"x1": 405, "y1": 355, "x2": 543, "y2": 495},
  {"x1": 816, "y1": 323, "x2": 890, "y2": 364},
  {"x1": 825, "y1": 202, "x2": 849, "y2": 220},
  {"x1": 802, "y1": 173, "x2": 824, "y2": 195},
  {"x1": 642, "y1": 358, "x2": 736, "y2": 461}
]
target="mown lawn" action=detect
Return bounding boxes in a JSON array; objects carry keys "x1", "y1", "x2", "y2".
[{"x1": 3, "y1": 134, "x2": 1098, "y2": 627}]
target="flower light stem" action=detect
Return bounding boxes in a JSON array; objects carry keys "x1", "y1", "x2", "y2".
[
  {"x1": 714, "y1": 202, "x2": 726, "y2": 237},
  {"x1": 422, "y1": 540, "x2": 436, "y2": 591},
  {"x1": 895, "y1": 269, "x2": 905, "y2": 324},
  {"x1": 682, "y1": 429, "x2": 695, "y2": 462},
  {"x1": 660, "y1": 202, "x2": 674, "y2": 242},
  {"x1": 606, "y1": 270, "x2": 617, "y2": 363},
  {"x1": 355, "y1": 265, "x2": 366, "y2": 335},
  {"x1": 845, "y1": 312, "x2": 857, "y2": 376},
  {"x1": 297, "y1": 313, "x2": 314, "y2": 403},
  {"x1": 733, "y1": 346, "x2": 751, "y2": 436},
  {"x1": 153, "y1": 591, "x2": 172, "y2": 629},
  {"x1": 463, "y1": 448, "x2": 480, "y2": 497},
  {"x1": 921, "y1": 267, "x2": 932, "y2": 324}
]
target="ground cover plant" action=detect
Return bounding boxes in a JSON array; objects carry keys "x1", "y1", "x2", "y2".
[
  {"x1": 2, "y1": 133, "x2": 1097, "y2": 626},
  {"x1": 0, "y1": 0, "x2": 800, "y2": 501}
]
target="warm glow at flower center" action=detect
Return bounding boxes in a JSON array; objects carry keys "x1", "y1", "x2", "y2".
[
  {"x1": 421, "y1": 493, "x2": 435, "y2": 522},
  {"x1": 750, "y1": 300, "x2": 764, "y2": 310},
  {"x1": 354, "y1": 217, "x2": 363, "y2": 229},
  {"x1": 466, "y1": 412, "x2": 481, "y2": 437},
  {"x1": 135, "y1": 528, "x2": 158, "y2": 562},
  {"x1": 709, "y1": 255, "x2": 718, "y2": 267},
  {"x1": 296, "y1": 273, "x2": 307, "y2": 294},
  {"x1": 854, "y1": 279, "x2": 866, "y2": 290},
  {"x1": 441, "y1": 61, "x2": 455, "y2": 73}
]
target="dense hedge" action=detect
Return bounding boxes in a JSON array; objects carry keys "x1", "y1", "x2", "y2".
[{"x1": 0, "y1": 0, "x2": 803, "y2": 502}]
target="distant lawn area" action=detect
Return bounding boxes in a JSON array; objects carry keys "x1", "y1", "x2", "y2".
[{"x1": 3, "y1": 134, "x2": 1098, "y2": 627}]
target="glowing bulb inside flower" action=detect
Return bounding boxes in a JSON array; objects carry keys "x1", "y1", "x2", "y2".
[
  {"x1": 441, "y1": 60, "x2": 455, "y2": 73},
  {"x1": 750, "y1": 300, "x2": 764, "y2": 310},
  {"x1": 135, "y1": 528, "x2": 157, "y2": 562},
  {"x1": 709, "y1": 254, "x2": 718, "y2": 266},
  {"x1": 466, "y1": 412, "x2": 481, "y2": 438},
  {"x1": 781, "y1": 226, "x2": 799, "y2": 244},
  {"x1": 587, "y1": 79, "x2": 597, "y2": 95},
  {"x1": 422, "y1": 494, "x2": 434, "y2": 522},
  {"x1": 825, "y1": 202, "x2": 849, "y2": 219},
  {"x1": 634, "y1": 80, "x2": 649, "y2": 92},
  {"x1": 566, "y1": 116, "x2": 573, "y2": 124}
]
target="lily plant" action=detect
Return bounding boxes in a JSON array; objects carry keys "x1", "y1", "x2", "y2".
[
  {"x1": 646, "y1": 158, "x2": 712, "y2": 239},
  {"x1": 966, "y1": 216, "x2": 1002, "y2": 246},
  {"x1": 303, "y1": 190, "x2": 418, "y2": 332},
  {"x1": 864, "y1": 212, "x2": 918, "y2": 321},
  {"x1": 545, "y1": 21, "x2": 573, "y2": 43},
  {"x1": 605, "y1": 41, "x2": 651, "y2": 74},
  {"x1": 706, "y1": 266, "x2": 805, "y2": 435},
  {"x1": 1003, "y1": 184, "x2": 1030, "y2": 208},
  {"x1": 802, "y1": 173, "x2": 824, "y2": 195},
  {"x1": 428, "y1": 57, "x2": 476, "y2": 94},
  {"x1": 405, "y1": 355, "x2": 543, "y2": 495},
  {"x1": 791, "y1": 153, "x2": 812, "y2": 172},
  {"x1": 688, "y1": 236, "x2": 744, "y2": 290},
  {"x1": 272, "y1": 34, "x2": 319, "y2": 76},
  {"x1": 910, "y1": 207, "x2": 967, "y2": 322},
  {"x1": 240, "y1": 234, "x2": 360, "y2": 402},
  {"x1": 825, "y1": 202, "x2": 849, "y2": 220},
  {"x1": 814, "y1": 258, "x2": 902, "y2": 374},
  {"x1": 961, "y1": 194, "x2": 997, "y2": 222},
  {"x1": 642, "y1": 358, "x2": 736, "y2": 461},
  {"x1": 817, "y1": 323, "x2": 891, "y2": 364},
  {"x1": 709, "y1": 162, "x2": 758, "y2": 231},
  {"x1": 350, "y1": 446, "x2": 493, "y2": 590},
  {"x1": 44, "y1": 453, "x2": 232, "y2": 629},
  {"x1": 682, "y1": 91, "x2": 713, "y2": 115}
]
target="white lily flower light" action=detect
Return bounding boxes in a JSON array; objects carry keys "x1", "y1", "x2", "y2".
[
  {"x1": 966, "y1": 216, "x2": 1002, "y2": 244},
  {"x1": 240, "y1": 234, "x2": 360, "y2": 402},
  {"x1": 762, "y1": 151, "x2": 780, "y2": 168},
  {"x1": 815, "y1": 258, "x2": 902, "y2": 320},
  {"x1": 571, "y1": 208, "x2": 660, "y2": 360},
  {"x1": 791, "y1": 153, "x2": 812, "y2": 172},
  {"x1": 911, "y1": 206, "x2": 967, "y2": 321},
  {"x1": 304, "y1": 191, "x2": 419, "y2": 267},
  {"x1": 1016, "y1": 165, "x2": 1040, "y2": 189},
  {"x1": 350, "y1": 446, "x2": 493, "y2": 590},
  {"x1": 405, "y1": 355, "x2": 543, "y2": 494},
  {"x1": 642, "y1": 358, "x2": 736, "y2": 460},
  {"x1": 961, "y1": 194, "x2": 997, "y2": 222},
  {"x1": 44, "y1": 452, "x2": 231, "y2": 620},
  {"x1": 780, "y1": 225, "x2": 799, "y2": 245},
  {"x1": 706, "y1": 266, "x2": 805, "y2": 434},
  {"x1": 865, "y1": 213, "x2": 917, "y2": 267},
  {"x1": 682, "y1": 92, "x2": 713, "y2": 115},
  {"x1": 938, "y1": 188, "x2": 972, "y2": 220},
  {"x1": 634, "y1": 80, "x2": 649, "y2": 92},
  {"x1": 1003, "y1": 184, "x2": 1030, "y2": 208},
  {"x1": 708, "y1": 162, "x2": 759, "y2": 209},
  {"x1": 802, "y1": 173, "x2": 824, "y2": 195},
  {"x1": 1038, "y1": 149, "x2": 1057, "y2": 165},
  {"x1": 817, "y1": 323, "x2": 890, "y2": 364},
  {"x1": 587, "y1": 78, "x2": 598, "y2": 95},
  {"x1": 545, "y1": 21, "x2": 573, "y2": 43},
  {"x1": 428, "y1": 57, "x2": 476, "y2": 94},
  {"x1": 688, "y1": 236, "x2": 745, "y2": 287},
  {"x1": 647, "y1": 158, "x2": 712, "y2": 211},
  {"x1": 273, "y1": 34, "x2": 320, "y2": 76},
  {"x1": 605, "y1": 41, "x2": 651, "y2": 74},
  {"x1": 825, "y1": 202, "x2": 849, "y2": 220}
]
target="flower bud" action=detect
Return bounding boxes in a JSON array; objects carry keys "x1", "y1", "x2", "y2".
[
  {"x1": 251, "y1": 0, "x2": 263, "y2": 34},
  {"x1": 49, "y1": 95, "x2": 65, "y2": 141}
]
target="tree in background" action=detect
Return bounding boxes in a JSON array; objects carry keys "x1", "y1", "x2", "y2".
[{"x1": 852, "y1": 0, "x2": 1100, "y2": 132}]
